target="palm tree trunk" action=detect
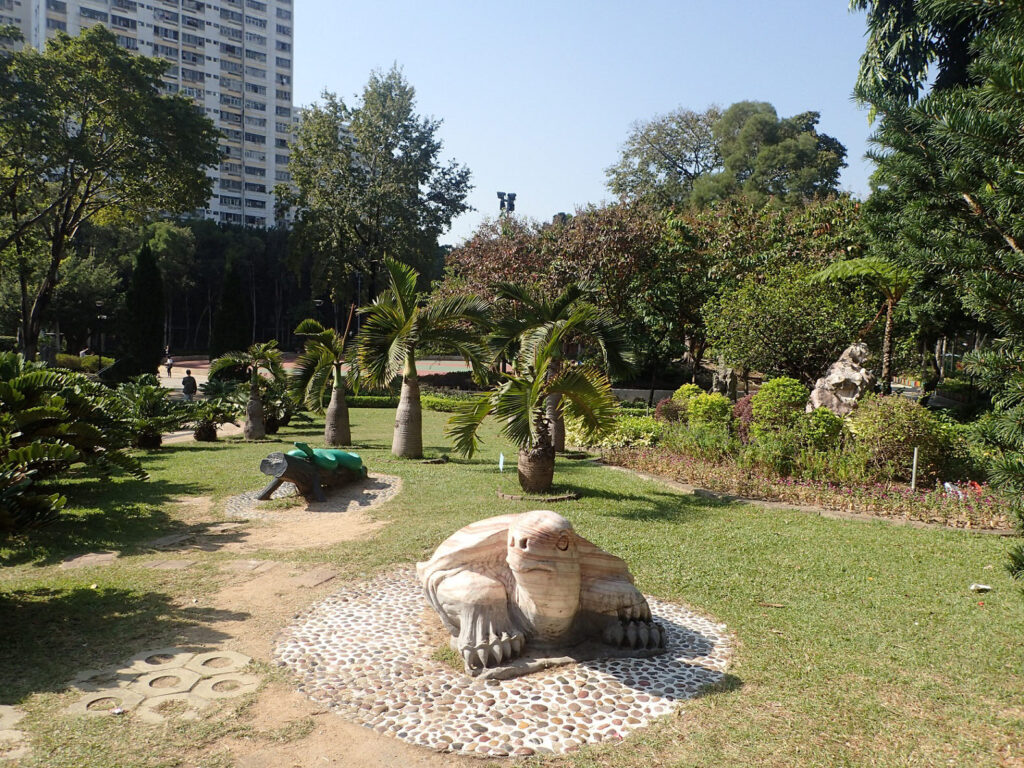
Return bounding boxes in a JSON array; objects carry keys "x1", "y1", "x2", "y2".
[
  {"x1": 324, "y1": 368, "x2": 351, "y2": 446},
  {"x1": 546, "y1": 393, "x2": 565, "y2": 453},
  {"x1": 392, "y1": 353, "x2": 423, "y2": 458},
  {"x1": 244, "y1": 376, "x2": 265, "y2": 440},
  {"x1": 881, "y1": 299, "x2": 894, "y2": 395},
  {"x1": 518, "y1": 418, "x2": 555, "y2": 493}
]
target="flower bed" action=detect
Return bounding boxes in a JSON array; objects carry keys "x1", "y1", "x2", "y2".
[{"x1": 604, "y1": 447, "x2": 1015, "y2": 531}]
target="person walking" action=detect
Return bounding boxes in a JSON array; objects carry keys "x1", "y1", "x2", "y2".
[
  {"x1": 164, "y1": 346, "x2": 174, "y2": 378},
  {"x1": 182, "y1": 370, "x2": 198, "y2": 402}
]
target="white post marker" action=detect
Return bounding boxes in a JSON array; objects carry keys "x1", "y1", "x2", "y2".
[
  {"x1": 499, "y1": 453, "x2": 505, "y2": 473},
  {"x1": 911, "y1": 446, "x2": 919, "y2": 492}
]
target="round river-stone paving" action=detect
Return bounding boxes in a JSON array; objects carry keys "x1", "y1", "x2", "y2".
[{"x1": 274, "y1": 567, "x2": 733, "y2": 757}]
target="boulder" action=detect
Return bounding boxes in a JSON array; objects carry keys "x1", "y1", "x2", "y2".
[{"x1": 806, "y1": 343, "x2": 876, "y2": 416}]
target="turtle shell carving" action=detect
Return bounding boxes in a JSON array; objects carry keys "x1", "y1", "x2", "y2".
[{"x1": 416, "y1": 510, "x2": 665, "y2": 672}]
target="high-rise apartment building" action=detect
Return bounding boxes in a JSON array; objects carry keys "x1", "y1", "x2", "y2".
[{"x1": 13, "y1": 0, "x2": 293, "y2": 228}]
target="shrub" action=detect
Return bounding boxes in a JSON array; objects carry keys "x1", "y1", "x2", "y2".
[
  {"x1": 739, "y1": 428, "x2": 803, "y2": 476},
  {"x1": 55, "y1": 354, "x2": 114, "y2": 373},
  {"x1": 688, "y1": 393, "x2": 733, "y2": 430},
  {"x1": 801, "y1": 408, "x2": 845, "y2": 451},
  {"x1": 421, "y1": 390, "x2": 479, "y2": 413},
  {"x1": 346, "y1": 395, "x2": 400, "y2": 408},
  {"x1": 654, "y1": 397, "x2": 684, "y2": 422},
  {"x1": 751, "y1": 377, "x2": 808, "y2": 438},
  {"x1": 115, "y1": 378, "x2": 186, "y2": 449},
  {"x1": 566, "y1": 414, "x2": 663, "y2": 449},
  {"x1": 672, "y1": 383, "x2": 702, "y2": 403},
  {"x1": 186, "y1": 400, "x2": 240, "y2": 442},
  {"x1": 847, "y1": 394, "x2": 950, "y2": 482},
  {"x1": 733, "y1": 394, "x2": 755, "y2": 444}
]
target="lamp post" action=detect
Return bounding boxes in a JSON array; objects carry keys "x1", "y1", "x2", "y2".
[
  {"x1": 497, "y1": 191, "x2": 516, "y2": 216},
  {"x1": 95, "y1": 300, "x2": 107, "y2": 358}
]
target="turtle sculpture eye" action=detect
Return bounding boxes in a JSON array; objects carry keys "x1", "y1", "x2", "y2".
[
  {"x1": 556, "y1": 534, "x2": 570, "y2": 551},
  {"x1": 519, "y1": 537, "x2": 528, "y2": 549}
]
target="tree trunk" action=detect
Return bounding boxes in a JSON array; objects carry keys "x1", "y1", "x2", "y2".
[
  {"x1": 546, "y1": 393, "x2": 565, "y2": 453},
  {"x1": 244, "y1": 377, "x2": 266, "y2": 440},
  {"x1": 881, "y1": 299, "x2": 894, "y2": 395},
  {"x1": 518, "y1": 444, "x2": 555, "y2": 493},
  {"x1": 324, "y1": 369, "x2": 351, "y2": 446},
  {"x1": 392, "y1": 353, "x2": 422, "y2": 458}
]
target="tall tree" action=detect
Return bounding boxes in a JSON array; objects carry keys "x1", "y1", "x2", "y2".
[
  {"x1": 281, "y1": 66, "x2": 472, "y2": 300},
  {"x1": 145, "y1": 222, "x2": 196, "y2": 349},
  {"x1": 357, "y1": 258, "x2": 488, "y2": 459},
  {"x1": 120, "y1": 245, "x2": 165, "y2": 379},
  {"x1": 209, "y1": 255, "x2": 252, "y2": 359},
  {"x1": 209, "y1": 341, "x2": 285, "y2": 441},
  {"x1": 0, "y1": 26, "x2": 219, "y2": 359},
  {"x1": 605, "y1": 106, "x2": 722, "y2": 206},
  {"x1": 691, "y1": 102, "x2": 848, "y2": 208}
]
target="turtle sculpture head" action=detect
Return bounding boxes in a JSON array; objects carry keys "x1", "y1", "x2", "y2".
[
  {"x1": 417, "y1": 510, "x2": 665, "y2": 675},
  {"x1": 505, "y1": 511, "x2": 582, "y2": 644}
]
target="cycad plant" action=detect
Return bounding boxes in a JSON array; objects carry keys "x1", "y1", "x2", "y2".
[
  {"x1": 209, "y1": 340, "x2": 285, "y2": 440},
  {"x1": 447, "y1": 314, "x2": 619, "y2": 493},
  {"x1": 489, "y1": 282, "x2": 632, "y2": 452},
  {"x1": 290, "y1": 318, "x2": 353, "y2": 446},
  {"x1": 812, "y1": 256, "x2": 916, "y2": 394},
  {"x1": 114, "y1": 377, "x2": 185, "y2": 449},
  {"x1": 358, "y1": 258, "x2": 489, "y2": 458}
]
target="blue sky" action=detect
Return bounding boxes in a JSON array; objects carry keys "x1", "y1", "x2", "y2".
[{"x1": 294, "y1": 1, "x2": 874, "y2": 245}]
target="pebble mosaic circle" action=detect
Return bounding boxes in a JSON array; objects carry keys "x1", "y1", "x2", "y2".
[{"x1": 274, "y1": 567, "x2": 733, "y2": 757}]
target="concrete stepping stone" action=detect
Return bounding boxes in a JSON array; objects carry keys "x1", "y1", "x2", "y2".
[
  {"x1": 58, "y1": 551, "x2": 117, "y2": 569},
  {"x1": 185, "y1": 650, "x2": 251, "y2": 677},
  {"x1": 140, "y1": 559, "x2": 196, "y2": 571},
  {"x1": 0, "y1": 729, "x2": 29, "y2": 761},
  {"x1": 123, "y1": 648, "x2": 195, "y2": 674},
  {"x1": 146, "y1": 533, "x2": 195, "y2": 550},
  {"x1": 192, "y1": 673, "x2": 260, "y2": 700},
  {"x1": 0, "y1": 707, "x2": 24, "y2": 731},
  {"x1": 69, "y1": 669, "x2": 137, "y2": 692},
  {"x1": 290, "y1": 567, "x2": 337, "y2": 588},
  {"x1": 129, "y1": 669, "x2": 202, "y2": 697},
  {"x1": 65, "y1": 689, "x2": 144, "y2": 717},
  {"x1": 220, "y1": 560, "x2": 277, "y2": 574}
]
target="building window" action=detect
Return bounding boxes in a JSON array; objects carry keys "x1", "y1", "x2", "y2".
[
  {"x1": 275, "y1": 89, "x2": 290, "y2": 101},
  {"x1": 220, "y1": 179, "x2": 242, "y2": 191},
  {"x1": 246, "y1": 199, "x2": 266, "y2": 209},
  {"x1": 275, "y1": 170, "x2": 291, "y2": 181},
  {"x1": 275, "y1": 105, "x2": 291, "y2": 117},
  {"x1": 182, "y1": 14, "x2": 202, "y2": 30},
  {"x1": 245, "y1": 49, "x2": 266, "y2": 63},
  {"x1": 220, "y1": 24, "x2": 242, "y2": 41},
  {"x1": 154, "y1": 9, "x2": 178, "y2": 23},
  {"x1": 274, "y1": 138, "x2": 288, "y2": 149},
  {"x1": 245, "y1": 0, "x2": 266, "y2": 11},
  {"x1": 156, "y1": 44, "x2": 178, "y2": 58},
  {"x1": 276, "y1": 24, "x2": 291, "y2": 36},
  {"x1": 244, "y1": 182, "x2": 266, "y2": 193},
  {"x1": 277, "y1": 8, "x2": 291, "y2": 20},
  {"x1": 117, "y1": 35, "x2": 139, "y2": 50},
  {"x1": 275, "y1": 73, "x2": 291, "y2": 86},
  {"x1": 220, "y1": 42, "x2": 241, "y2": 57},
  {"x1": 275, "y1": 153, "x2": 289, "y2": 165},
  {"x1": 243, "y1": 132, "x2": 266, "y2": 145},
  {"x1": 220, "y1": 94, "x2": 242, "y2": 107},
  {"x1": 244, "y1": 14, "x2": 266, "y2": 29},
  {"x1": 45, "y1": 17, "x2": 66, "y2": 30},
  {"x1": 244, "y1": 66, "x2": 266, "y2": 80},
  {"x1": 220, "y1": 110, "x2": 241, "y2": 124},
  {"x1": 80, "y1": 7, "x2": 108, "y2": 21},
  {"x1": 221, "y1": 161, "x2": 242, "y2": 174},
  {"x1": 246, "y1": 31, "x2": 266, "y2": 45},
  {"x1": 221, "y1": 76, "x2": 242, "y2": 91},
  {"x1": 244, "y1": 165, "x2": 265, "y2": 177},
  {"x1": 224, "y1": 128, "x2": 242, "y2": 142},
  {"x1": 182, "y1": 86, "x2": 204, "y2": 99},
  {"x1": 244, "y1": 215, "x2": 265, "y2": 227},
  {"x1": 244, "y1": 149, "x2": 266, "y2": 161},
  {"x1": 220, "y1": 8, "x2": 242, "y2": 23},
  {"x1": 182, "y1": 50, "x2": 201, "y2": 64},
  {"x1": 245, "y1": 82, "x2": 266, "y2": 95},
  {"x1": 45, "y1": 0, "x2": 66, "y2": 12},
  {"x1": 275, "y1": 121, "x2": 290, "y2": 134},
  {"x1": 112, "y1": 0, "x2": 137, "y2": 10},
  {"x1": 276, "y1": 40, "x2": 291, "y2": 52},
  {"x1": 275, "y1": 56, "x2": 290, "y2": 68},
  {"x1": 244, "y1": 98, "x2": 266, "y2": 111},
  {"x1": 182, "y1": 32, "x2": 204, "y2": 48},
  {"x1": 220, "y1": 195, "x2": 242, "y2": 208},
  {"x1": 181, "y1": 68, "x2": 205, "y2": 83},
  {"x1": 244, "y1": 115, "x2": 266, "y2": 128},
  {"x1": 153, "y1": 24, "x2": 177, "y2": 39},
  {"x1": 221, "y1": 60, "x2": 242, "y2": 74},
  {"x1": 221, "y1": 212, "x2": 243, "y2": 224}
]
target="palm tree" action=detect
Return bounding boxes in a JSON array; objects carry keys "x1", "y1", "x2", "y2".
[
  {"x1": 489, "y1": 282, "x2": 632, "y2": 452},
  {"x1": 447, "y1": 313, "x2": 619, "y2": 493},
  {"x1": 812, "y1": 256, "x2": 917, "y2": 394},
  {"x1": 357, "y1": 258, "x2": 489, "y2": 458},
  {"x1": 290, "y1": 318, "x2": 353, "y2": 446},
  {"x1": 209, "y1": 341, "x2": 285, "y2": 440}
]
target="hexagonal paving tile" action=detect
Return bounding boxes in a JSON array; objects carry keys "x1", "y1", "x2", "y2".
[
  {"x1": 122, "y1": 648, "x2": 195, "y2": 674},
  {"x1": 0, "y1": 707, "x2": 24, "y2": 731},
  {"x1": 129, "y1": 668, "x2": 202, "y2": 697},
  {"x1": 69, "y1": 669, "x2": 138, "y2": 693},
  {"x1": 184, "y1": 650, "x2": 251, "y2": 678},
  {"x1": 134, "y1": 693, "x2": 212, "y2": 725},
  {"x1": 65, "y1": 689, "x2": 145, "y2": 717},
  {"x1": 191, "y1": 673, "x2": 260, "y2": 700}
]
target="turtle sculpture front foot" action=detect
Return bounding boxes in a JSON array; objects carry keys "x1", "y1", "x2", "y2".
[
  {"x1": 601, "y1": 601, "x2": 666, "y2": 649},
  {"x1": 460, "y1": 629, "x2": 527, "y2": 670}
]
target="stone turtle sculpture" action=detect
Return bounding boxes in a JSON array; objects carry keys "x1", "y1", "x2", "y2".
[{"x1": 417, "y1": 510, "x2": 665, "y2": 673}]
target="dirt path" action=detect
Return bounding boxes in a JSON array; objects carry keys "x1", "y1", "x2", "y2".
[{"x1": 158, "y1": 477, "x2": 458, "y2": 768}]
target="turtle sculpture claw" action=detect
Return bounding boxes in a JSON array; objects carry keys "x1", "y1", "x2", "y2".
[{"x1": 417, "y1": 510, "x2": 666, "y2": 674}]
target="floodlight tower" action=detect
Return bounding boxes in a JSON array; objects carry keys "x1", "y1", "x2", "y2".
[{"x1": 497, "y1": 191, "x2": 516, "y2": 216}]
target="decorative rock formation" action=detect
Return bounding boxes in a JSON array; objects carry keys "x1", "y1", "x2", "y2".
[
  {"x1": 806, "y1": 343, "x2": 876, "y2": 416},
  {"x1": 417, "y1": 510, "x2": 665, "y2": 677}
]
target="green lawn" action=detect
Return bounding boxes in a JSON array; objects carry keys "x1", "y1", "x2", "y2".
[{"x1": 1, "y1": 408, "x2": 1022, "y2": 767}]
